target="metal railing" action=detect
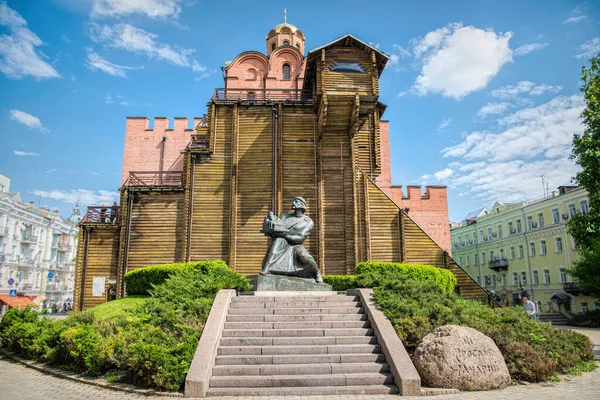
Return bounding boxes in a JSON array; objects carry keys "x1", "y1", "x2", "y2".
[
  {"x1": 212, "y1": 88, "x2": 312, "y2": 102},
  {"x1": 124, "y1": 171, "x2": 183, "y2": 187},
  {"x1": 82, "y1": 206, "x2": 120, "y2": 223},
  {"x1": 489, "y1": 258, "x2": 509, "y2": 271},
  {"x1": 190, "y1": 134, "x2": 210, "y2": 150}
]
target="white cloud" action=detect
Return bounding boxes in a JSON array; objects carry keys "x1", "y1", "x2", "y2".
[
  {"x1": 33, "y1": 189, "x2": 119, "y2": 206},
  {"x1": 437, "y1": 118, "x2": 451, "y2": 133},
  {"x1": 440, "y1": 94, "x2": 584, "y2": 202},
  {"x1": 86, "y1": 49, "x2": 143, "y2": 77},
  {"x1": 490, "y1": 81, "x2": 562, "y2": 99},
  {"x1": 513, "y1": 42, "x2": 549, "y2": 56},
  {"x1": 443, "y1": 95, "x2": 583, "y2": 162},
  {"x1": 0, "y1": 2, "x2": 60, "y2": 80},
  {"x1": 14, "y1": 150, "x2": 39, "y2": 156},
  {"x1": 477, "y1": 102, "x2": 510, "y2": 118},
  {"x1": 576, "y1": 38, "x2": 600, "y2": 59},
  {"x1": 412, "y1": 23, "x2": 513, "y2": 99},
  {"x1": 10, "y1": 109, "x2": 49, "y2": 132},
  {"x1": 433, "y1": 168, "x2": 454, "y2": 180},
  {"x1": 91, "y1": 0, "x2": 183, "y2": 19},
  {"x1": 563, "y1": 15, "x2": 587, "y2": 24},
  {"x1": 90, "y1": 23, "x2": 207, "y2": 73}
]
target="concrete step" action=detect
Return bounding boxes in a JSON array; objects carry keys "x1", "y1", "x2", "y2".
[
  {"x1": 215, "y1": 353, "x2": 386, "y2": 365},
  {"x1": 221, "y1": 328, "x2": 374, "y2": 337},
  {"x1": 223, "y1": 320, "x2": 371, "y2": 330},
  {"x1": 218, "y1": 344, "x2": 381, "y2": 356},
  {"x1": 232, "y1": 295, "x2": 359, "y2": 303},
  {"x1": 226, "y1": 313, "x2": 368, "y2": 322},
  {"x1": 220, "y1": 335, "x2": 377, "y2": 347},
  {"x1": 207, "y1": 384, "x2": 399, "y2": 396},
  {"x1": 229, "y1": 301, "x2": 362, "y2": 309},
  {"x1": 209, "y1": 372, "x2": 394, "y2": 388},
  {"x1": 228, "y1": 306, "x2": 365, "y2": 315},
  {"x1": 212, "y1": 362, "x2": 390, "y2": 376}
]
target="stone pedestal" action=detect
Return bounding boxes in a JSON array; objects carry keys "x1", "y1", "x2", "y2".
[{"x1": 250, "y1": 274, "x2": 332, "y2": 292}]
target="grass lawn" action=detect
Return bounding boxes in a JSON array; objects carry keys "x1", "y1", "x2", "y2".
[{"x1": 87, "y1": 295, "x2": 149, "y2": 319}]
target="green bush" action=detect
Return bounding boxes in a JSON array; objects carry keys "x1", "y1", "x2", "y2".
[
  {"x1": 323, "y1": 275, "x2": 359, "y2": 291},
  {"x1": 373, "y1": 278, "x2": 594, "y2": 382},
  {"x1": 569, "y1": 309, "x2": 600, "y2": 328},
  {"x1": 0, "y1": 260, "x2": 251, "y2": 391},
  {"x1": 124, "y1": 260, "x2": 232, "y2": 295},
  {"x1": 355, "y1": 262, "x2": 457, "y2": 293}
]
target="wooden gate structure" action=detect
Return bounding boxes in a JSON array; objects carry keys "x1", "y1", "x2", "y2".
[{"x1": 74, "y1": 34, "x2": 487, "y2": 310}]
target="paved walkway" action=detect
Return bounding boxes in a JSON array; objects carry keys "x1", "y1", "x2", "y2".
[{"x1": 1, "y1": 327, "x2": 598, "y2": 400}]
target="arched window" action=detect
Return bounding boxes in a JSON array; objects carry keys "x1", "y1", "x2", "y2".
[
  {"x1": 271, "y1": 43, "x2": 276, "y2": 52},
  {"x1": 296, "y1": 43, "x2": 300, "y2": 50},
  {"x1": 282, "y1": 64, "x2": 290, "y2": 80},
  {"x1": 283, "y1": 40, "x2": 289, "y2": 46}
]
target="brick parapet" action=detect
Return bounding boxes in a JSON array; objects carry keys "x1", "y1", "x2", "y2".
[{"x1": 121, "y1": 117, "x2": 199, "y2": 185}]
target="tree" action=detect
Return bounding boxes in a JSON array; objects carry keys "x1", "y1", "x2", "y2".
[{"x1": 568, "y1": 54, "x2": 600, "y2": 298}]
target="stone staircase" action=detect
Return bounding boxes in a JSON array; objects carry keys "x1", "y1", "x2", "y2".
[
  {"x1": 206, "y1": 293, "x2": 398, "y2": 396},
  {"x1": 539, "y1": 312, "x2": 570, "y2": 325}
]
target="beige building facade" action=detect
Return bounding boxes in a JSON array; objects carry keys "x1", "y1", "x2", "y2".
[{"x1": 451, "y1": 186, "x2": 598, "y2": 314}]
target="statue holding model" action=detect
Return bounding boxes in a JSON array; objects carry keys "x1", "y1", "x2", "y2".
[{"x1": 260, "y1": 197, "x2": 323, "y2": 283}]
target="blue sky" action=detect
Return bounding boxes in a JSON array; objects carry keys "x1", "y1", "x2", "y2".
[{"x1": 0, "y1": 0, "x2": 599, "y2": 222}]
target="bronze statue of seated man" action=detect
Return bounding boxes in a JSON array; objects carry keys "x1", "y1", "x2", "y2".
[{"x1": 260, "y1": 197, "x2": 323, "y2": 283}]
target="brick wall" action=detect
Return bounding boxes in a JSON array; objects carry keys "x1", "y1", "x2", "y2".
[{"x1": 121, "y1": 117, "x2": 201, "y2": 185}]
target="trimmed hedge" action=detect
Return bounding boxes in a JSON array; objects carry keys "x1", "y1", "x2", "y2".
[
  {"x1": 0, "y1": 260, "x2": 251, "y2": 391},
  {"x1": 322, "y1": 275, "x2": 358, "y2": 291},
  {"x1": 124, "y1": 260, "x2": 230, "y2": 295},
  {"x1": 355, "y1": 262, "x2": 457, "y2": 293}
]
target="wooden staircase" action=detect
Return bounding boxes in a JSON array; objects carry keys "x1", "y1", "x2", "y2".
[{"x1": 206, "y1": 293, "x2": 398, "y2": 396}]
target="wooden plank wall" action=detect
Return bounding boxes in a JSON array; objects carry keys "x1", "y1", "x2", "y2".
[
  {"x1": 319, "y1": 95, "x2": 355, "y2": 275},
  {"x1": 362, "y1": 174, "x2": 488, "y2": 301},
  {"x1": 323, "y1": 48, "x2": 373, "y2": 95},
  {"x1": 281, "y1": 106, "x2": 318, "y2": 260},
  {"x1": 126, "y1": 191, "x2": 185, "y2": 270},
  {"x1": 77, "y1": 227, "x2": 120, "y2": 310},
  {"x1": 190, "y1": 106, "x2": 232, "y2": 261},
  {"x1": 234, "y1": 107, "x2": 273, "y2": 275}
]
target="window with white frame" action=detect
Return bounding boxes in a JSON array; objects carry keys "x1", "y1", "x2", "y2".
[
  {"x1": 499, "y1": 248, "x2": 505, "y2": 259},
  {"x1": 552, "y1": 208, "x2": 560, "y2": 224},
  {"x1": 518, "y1": 245, "x2": 524, "y2": 258},
  {"x1": 482, "y1": 252, "x2": 486, "y2": 264},
  {"x1": 540, "y1": 240, "x2": 547, "y2": 255},
  {"x1": 555, "y1": 237, "x2": 563, "y2": 252},
  {"x1": 582, "y1": 302, "x2": 589, "y2": 313},
  {"x1": 532, "y1": 270, "x2": 539, "y2": 284},
  {"x1": 508, "y1": 221, "x2": 514, "y2": 234},
  {"x1": 512, "y1": 272, "x2": 519, "y2": 286},
  {"x1": 501, "y1": 273, "x2": 507, "y2": 286},
  {"x1": 492, "y1": 275, "x2": 497, "y2": 287},
  {"x1": 479, "y1": 229, "x2": 484, "y2": 241},
  {"x1": 459, "y1": 256, "x2": 463, "y2": 266},
  {"x1": 490, "y1": 251, "x2": 494, "y2": 262},
  {"x1": 497, "y1": 224, "x2": 503, "y2": 238},
  {"x1": 476, "y1": 276, "x2": 481, "y2": 284},
  {"x1": 529, "y1": 242, "x2": 536, "y2": 257},
  {"x1": 543, "y1": 269, "x2": 551, "y2": 283},
  {"x1": 521, "y1": 271, "x2": 527, "y2": 285},
  {"x1": 537, "y1": 213, "x2": 544, "y2": 228},
  {"x1": 569, "y1": 203, "x2": 577, "y2": 217},
  {"x1": 484, "y1": 275, "x2": 490, "y2": 287},
  {"x1": 510, "y1": 246, "x2": 515, "y2": 259},
  {"x1": 516, "y1": 219, "x2": 522, "y2": 233},
  {"x1": 487, "y1": 227, "x2": 493, "y2": 238},
  {"x1": 527, "y1": 216, "x2": 534, "y2": 230},
  {"x1": 474, "y1": 254, "x2": 479, "y2": 265},
  {"x1": 466, "y1": 255, "x2": 470, "y2": 267},
  {"x1": 581, "y1": 200, "x2": 589, "y2": 215},
  {"x1": 559, "y1": 268, "x2": 568, "y2": 283}
]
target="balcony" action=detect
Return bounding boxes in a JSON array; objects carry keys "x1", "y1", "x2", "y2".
[
  {"x1": 20, "y1": 233, "x2": 37, "y2": 244},
  {"x1": 82, "y1": 205, "x2": 120, "y2": 224},
  {"x1": 563, "y1": 282, "x2": 589, "y2": 296},
  {"x1": 122, "y1": 171, "x2": 183, "y2": 188},
  {"x1": 212, "y1": 88, "x2": 313, "y2": 103},
  {"x1": 189, "y1": 134, "x2": 210, "y2": 150},
  {"x1": 489, "y1": 257, "x2": 509, "y2": 272}
]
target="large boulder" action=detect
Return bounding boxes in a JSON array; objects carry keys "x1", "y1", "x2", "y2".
[{"x1": 413, "y1": 325, "x2": 511, "y2": 391}]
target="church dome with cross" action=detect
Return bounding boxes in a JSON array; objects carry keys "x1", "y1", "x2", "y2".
[{"x1": 266, "y1": 10, "x2": 305, "y2": 56}]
